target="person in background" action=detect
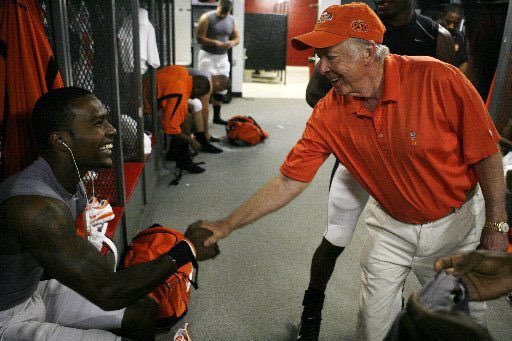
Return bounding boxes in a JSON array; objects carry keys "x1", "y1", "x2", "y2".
[
  {"x1": 198, "y1": 3, "x2": 507, "y2": 340},
  {"x1": 438, "y1": 3, "x2": 469, "y2": 75},
  {"x1": 298, "y1": 1, "x2": 456, "y2": 339},
  {"x1": 143, "y1": 65, "x2": 218, "y2": 174},
  {"x1": 187, "y1": 68, "x2": 229, "y2": 146},
  {"x1": 0, "y1": 87, "x2": 218, "y2": 340},
  {"x1": 196, "y1": 0, "x2": 239, "y2": 125}
]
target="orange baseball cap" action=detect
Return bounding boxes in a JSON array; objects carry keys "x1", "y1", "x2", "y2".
[{"x1": 291, "y1": 3, "x2": 386, "y2": 51}]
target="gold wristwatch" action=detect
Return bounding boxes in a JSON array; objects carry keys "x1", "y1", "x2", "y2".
[{"x1": 483, "y1": 221, "x2": 510, "y2": 233}]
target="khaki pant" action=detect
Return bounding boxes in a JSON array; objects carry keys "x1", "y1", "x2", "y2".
[{"x1": 357, "y1": 189, "x2": 487, "y2": 341}]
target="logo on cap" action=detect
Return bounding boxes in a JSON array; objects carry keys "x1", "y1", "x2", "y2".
[
  {"x1": 350, "y1": 20, "x2": 369, "y2": 33},
  {"x1": 318, "y1": 11, "x2": 333, "y2": 24}
]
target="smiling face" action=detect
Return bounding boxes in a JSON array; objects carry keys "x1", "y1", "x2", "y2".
[
  {"x1": 65, "y1": 95, "x2": 117, "y2": 170},
  {"x1": 316, "y1": 41, "x2": 371, "y2": 98}
]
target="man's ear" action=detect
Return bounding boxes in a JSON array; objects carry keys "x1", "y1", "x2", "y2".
[
  {"x1": 50, "y1": 132, "x2": 70, "y2": 151},
  {"x1": 364, "y1": 41, "x2": 376, "y2": 65}
]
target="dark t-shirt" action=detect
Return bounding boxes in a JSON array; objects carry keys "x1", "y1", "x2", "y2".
[
  {"x1": 383, "y1": 11, "x2": 439, "y2": 57},
  {"x1": 451, "y1": 30, "x2": 468, "y2": 67}
]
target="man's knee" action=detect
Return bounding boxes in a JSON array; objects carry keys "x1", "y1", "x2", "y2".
[
  {"x1": 121, "y1": 297, "x2": 158, "y2": 340},
  {"x1": 314, "y1": 237, "x2": 344, "y2": 261}
]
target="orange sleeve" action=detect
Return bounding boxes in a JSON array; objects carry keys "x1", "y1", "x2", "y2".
[
  {"x1": 438, "y1": 65, "x2": 500, "y2": 165},
  {"x1": 280, "y1": 107, "x2": 331, "y2": 182}
]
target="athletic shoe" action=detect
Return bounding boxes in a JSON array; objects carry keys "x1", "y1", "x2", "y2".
[
  {"x1": 213, "y1": 118, "x2": 227, "y2": 125},
  {"x1": 195, "y1": 132, "x2": 223, "y2": 153},
  {"x1": 201, "y1": 142, "x2": 223, "y2": 153},
  {"x1": 179, "y1": 161, "x2": 205, "y2": 174},
  {"x1": 297, "y1": 288, "x2": 324, "y2": 341},
  {"x1": 297, "y1": 312, "x2": 321, "y2": 341},
  {"x1": 209, "y1": 136, "x2": 220, "y2": 142}
]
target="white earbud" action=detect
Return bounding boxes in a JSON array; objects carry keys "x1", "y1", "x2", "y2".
[{"x1": 60, "y1": 140, "x2": 70, "y2": 150}]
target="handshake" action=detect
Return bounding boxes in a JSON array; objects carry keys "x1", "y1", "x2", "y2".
[{"x1": 184, "y1": 221, "x2": 220, "y2": 261}]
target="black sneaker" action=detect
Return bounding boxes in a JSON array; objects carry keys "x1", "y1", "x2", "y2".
[
  {"x1": 202, "y1": 142, "x2": 223, "y2": 154},
  {"x1": 209, "y1": 136, "x2": 220, "y2": 143},
  {"x1": 213, "y1": 117, "x2": 227, "y2": 125},
  {"x1": 297, "y1": 312, "x2": 321, "y2": 341},
  {"x1": 179, "y1": 161, "x2": 205, "y2": 174}
]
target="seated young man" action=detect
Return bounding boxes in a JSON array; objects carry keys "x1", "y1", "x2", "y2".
[{"x1": 0, "y1": 87, "x2": 218, "y2": 340}]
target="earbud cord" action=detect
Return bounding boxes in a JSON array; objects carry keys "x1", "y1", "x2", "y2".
[{"x1": 63, "y1": 144, "x2": 88, "y2": 199}]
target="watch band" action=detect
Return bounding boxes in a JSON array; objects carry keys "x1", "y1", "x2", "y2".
[{"x1": 483, "y1": 221, "x2": 507, "y2": 233}]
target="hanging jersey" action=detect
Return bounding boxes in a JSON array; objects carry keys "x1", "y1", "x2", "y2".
[{"x1": 0, "y1": 0, "x2": 64, "y2": 179}]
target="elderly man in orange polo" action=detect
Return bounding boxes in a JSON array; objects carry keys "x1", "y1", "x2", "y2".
[{"x1": 198, "y1": 3, "x2": 508, "y2": 340}]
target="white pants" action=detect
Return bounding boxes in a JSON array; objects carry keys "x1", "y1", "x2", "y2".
[
  {"x1": 357, "y1": 190, "x2": 487, "y2": 341},
  {"x1": 0, "y1": 280, "x2": 125, "y2": 341},
  {"x1": 325, "y1": 163, "x2": 369, "y2": 247},
  {"x1": 198, "y1": 50, "x2": 230, "y2": 95}
]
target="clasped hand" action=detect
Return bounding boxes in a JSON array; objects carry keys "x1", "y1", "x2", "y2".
[{"x1": 184, "y1": 221, "x2": 220, "y2": 261}]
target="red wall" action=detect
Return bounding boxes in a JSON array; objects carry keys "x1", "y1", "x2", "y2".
[
  {"x1": 245, "y1": 0, "x2": 317, "y2": 66},
  {"x1": 245, "y1": 0, "x2": 278, "y2": 14}
]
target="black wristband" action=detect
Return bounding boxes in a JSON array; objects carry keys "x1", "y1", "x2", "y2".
[{"x1": 168, "y1": 240, "x2": 195, "y2": 269}]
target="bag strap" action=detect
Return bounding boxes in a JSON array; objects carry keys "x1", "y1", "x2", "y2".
[
  {"x1": 246, "y1": 116, "x2": 267, "y2": 139},
  {"x1": 136, "y1": 224, "x2": 200, "y2": 290}
]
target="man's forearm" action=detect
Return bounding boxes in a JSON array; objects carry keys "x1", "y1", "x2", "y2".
[
  {"x1": 221, "y1": 174, "x2": 308, "y2": 232},
  {"x1": 473, "y1": 151, "x2": 507, "y2": 222},
  {"x1": 197, "y1": 36, "x2": 219, "y2": 47}
]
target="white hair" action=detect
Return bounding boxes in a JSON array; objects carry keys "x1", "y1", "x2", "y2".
[{"x1": 344, "y1": 38, "x2": 390, "y2": 62}]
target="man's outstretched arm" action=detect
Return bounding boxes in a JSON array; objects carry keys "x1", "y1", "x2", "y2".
[
  {"x1": 3, "y1": 196, "x2": 216, "y2": 311},
  {"x1": 200, "y1": 173, "x2": 309, "y2": 246}
]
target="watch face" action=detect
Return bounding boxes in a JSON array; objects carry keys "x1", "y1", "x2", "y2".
[{"x1": 500, "y1": 222, "x2": 510, "y2": 233}]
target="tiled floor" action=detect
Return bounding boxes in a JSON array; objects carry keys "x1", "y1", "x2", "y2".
[{"x1": 242, "y1": 65, "x2": 310, "y2": 99}]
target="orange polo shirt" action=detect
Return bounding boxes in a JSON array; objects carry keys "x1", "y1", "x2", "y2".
[
  {"x1": 147, "y1": 65, "x2": 192, "y2": 135},
  {"x1": 280, "y1": 55, "x2": 500, "y2": 224}
]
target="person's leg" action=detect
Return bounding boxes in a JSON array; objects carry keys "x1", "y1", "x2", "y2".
[
  {"x1": 167, "y1": 133, "x2": 204, "y2": 174},
  {"x1": 412, "y1": 187, "x2": 487, "y2": 326},
  {"x1": 0, "y1": 280, "x2": 122, "y2": 340},
  {"x1": 298, "y1": 163, "x2": 369, "y2": 340},
  {"x1": 212, "y1": 93, "x2": 226, "y2": 125},
  {"x1": 211, "y1": 54, "x2": 231, "y2": 125},
  {"x1": 0, "y1": 296, "x2": 122, "y2": 341},
  {"x1": 38, "y1": 279, "x2": 158, "y2": 341},
  {"x1": 198, "y1": 51, "x2": 226, "y2": 125},
  {"x1": 357, "y1": 198, "x2": 418, "y2": 341},
  {"x1": 189, "y1": 100, "x2": 222, "y2": 154},
  {"x1": 200, "y1": 83, "x2": 213, "y2": 140}
]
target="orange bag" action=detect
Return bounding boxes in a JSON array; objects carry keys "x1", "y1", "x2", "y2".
[
  {"x1": 123, "y1": 224, "x2": 197, "y2": 329},
  {"x1": 226, "y1": 116, "x2": 269, "y2": 146}
]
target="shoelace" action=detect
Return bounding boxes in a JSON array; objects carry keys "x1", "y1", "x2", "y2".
[{"x1": 85, "y1": 197, "x2": 118, "y2": 269}]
